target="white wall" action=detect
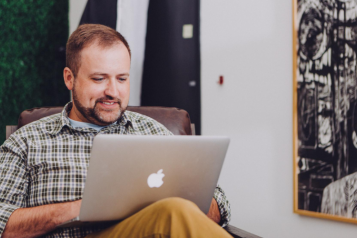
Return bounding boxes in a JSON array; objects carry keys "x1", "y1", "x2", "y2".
[
  {"x1": 69, "y1": 0, "x2": 87, "y2": 34},
  {"x1": 201, "y1": 1, "x2": 356, "y2": 238}
]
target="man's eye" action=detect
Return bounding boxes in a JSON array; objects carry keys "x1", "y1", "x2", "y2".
[
  {"x1": 118, "y1": 78, "x2": 127, "y2": 82},
  {"x1": 92, "y1": 78, "x2": 104, "y2": 81}
]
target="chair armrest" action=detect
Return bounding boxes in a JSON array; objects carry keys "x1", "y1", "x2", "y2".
[
  {"x1": 224, "y1": 225, "x2": 262, "y2": 238},
  {"x1": 6, "y1": 125, "x2": 18, "y2": 140}
]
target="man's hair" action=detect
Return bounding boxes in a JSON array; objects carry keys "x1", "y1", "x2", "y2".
[{"x1": 66, "y1": 24, "x2": 131, "y2": 78}]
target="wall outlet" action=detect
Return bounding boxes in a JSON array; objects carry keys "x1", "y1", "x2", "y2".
[{"x1": 182, "y1": 24, "x2": 193, "y2": 39}]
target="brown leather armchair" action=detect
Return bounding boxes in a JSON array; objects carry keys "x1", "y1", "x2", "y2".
[{"x1": 5, "y1": 106, "x2": 262, "y2": 238}]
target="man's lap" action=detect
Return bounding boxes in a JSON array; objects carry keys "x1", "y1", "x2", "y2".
[{"x1": 86, "y1": 197, "x2": 232, "y2": 238}]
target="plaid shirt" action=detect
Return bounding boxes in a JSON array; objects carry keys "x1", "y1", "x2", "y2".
[{"x1": 0, "y1": 102, "x2": 231, "y2": 237}]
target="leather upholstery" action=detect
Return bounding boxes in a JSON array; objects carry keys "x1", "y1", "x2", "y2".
[{"x1": 18, "y1": 106, "x2": 192, "y2": 136}]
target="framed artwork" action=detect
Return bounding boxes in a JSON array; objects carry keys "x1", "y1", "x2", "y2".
[{"x1": 293, "y1": 0, "x2": 357, "y2": 224}]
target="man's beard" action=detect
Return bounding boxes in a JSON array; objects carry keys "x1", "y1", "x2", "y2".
[{"x1": 72, "y1": 87, "x2": 126, "y2": 125}]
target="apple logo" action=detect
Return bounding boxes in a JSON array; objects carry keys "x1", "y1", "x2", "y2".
[{"x1": 147, "y1": 169, "x2": 165, "y2": 188}]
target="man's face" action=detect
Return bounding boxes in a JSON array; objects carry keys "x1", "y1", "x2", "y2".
[{"x1": 66, "y1": 42, "x2": 131, "y2": 126}]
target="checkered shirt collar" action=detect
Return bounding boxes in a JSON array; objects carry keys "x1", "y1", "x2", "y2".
[{"x1": 49, "y1": 102, "x2": 132, "y2": 135}]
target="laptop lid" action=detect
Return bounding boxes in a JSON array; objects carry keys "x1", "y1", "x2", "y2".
[{"x1": 79, "y1": 135, "x2": 230, "y2": 222}]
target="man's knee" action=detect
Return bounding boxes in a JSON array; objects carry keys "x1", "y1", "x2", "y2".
[{"x1": 152, "y1": 197, "x2": 200, "y2": 216}]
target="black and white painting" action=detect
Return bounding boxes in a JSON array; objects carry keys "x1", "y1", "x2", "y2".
[{"x1": 294, "y1": 0, "x2": 357, "y2": 222}]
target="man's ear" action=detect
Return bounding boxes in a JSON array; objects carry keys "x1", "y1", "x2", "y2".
[{"x1": 63, "y1": 67, "x2": 75, "y2": 91}]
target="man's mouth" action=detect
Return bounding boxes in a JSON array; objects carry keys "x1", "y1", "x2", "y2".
[
  {"x1": 102, "y1": 102, "x2": 115, "y2": 105},
  {"x1": 95, "y1": 97, "x2": 122, "y2": 110},
  {"x1": 97, "y1": 101, "x2": 120, "y2": 109}
]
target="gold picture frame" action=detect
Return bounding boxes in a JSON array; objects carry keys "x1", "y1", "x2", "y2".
[{"x1": 293, "y1": 0, "x2": 357, "y2": 224}]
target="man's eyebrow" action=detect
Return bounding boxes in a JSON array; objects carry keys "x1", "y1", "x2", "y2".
[
  {"x1": 89, "y1": 72, "x2": 108, "y2": 77},
  {"x1": 88, "y1": 73, "x2": 130, "y2": 77}
]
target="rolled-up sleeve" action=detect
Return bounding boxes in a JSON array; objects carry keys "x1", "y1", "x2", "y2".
[
  {"x1": 0, "y1": 135, "x2": 28, "y2": 236},
  {"x1": 213, "y1": 184, "x2": 231, "y2": 227}
]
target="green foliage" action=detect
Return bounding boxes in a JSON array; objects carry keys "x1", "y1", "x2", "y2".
[{"x1": 0, "y1": 0, "x2": 69, "y2": 144}]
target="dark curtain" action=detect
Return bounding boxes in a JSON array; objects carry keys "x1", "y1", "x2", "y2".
[
  {"x1": 80, "y1": 0, "x2": 117, "y2": 29},
  {"x1": 141, "y1": 0, "x2": 201, "y2": 135}
]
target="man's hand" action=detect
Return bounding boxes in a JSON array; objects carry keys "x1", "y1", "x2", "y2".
[
  {"x1": 3, "y1": 199, "x2": 82, "y2": 238},
  {"x1": 207, "y1": 198, "x2": 221, "y2": 224}
]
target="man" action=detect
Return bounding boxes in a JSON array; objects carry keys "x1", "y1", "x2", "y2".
[{"x1": 0, "y1": 24, "x2": 231, "y2": 238}]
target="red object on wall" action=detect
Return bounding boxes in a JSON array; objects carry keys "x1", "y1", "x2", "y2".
[{"x1": 219, "y1": 75, "x2": 224, "y2": 85}]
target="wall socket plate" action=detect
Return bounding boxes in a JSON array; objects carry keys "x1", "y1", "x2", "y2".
[{"x1": 182, "y1": 24, "x2": 193, "y2": 39}]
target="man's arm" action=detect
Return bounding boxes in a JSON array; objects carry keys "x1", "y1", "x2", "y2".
[
  {"x1": 0, "y1": 135, "x2": 81, "y2": 237},
  {"x1": 3, "y1": 200, "x2": 81, "y2": 238}
]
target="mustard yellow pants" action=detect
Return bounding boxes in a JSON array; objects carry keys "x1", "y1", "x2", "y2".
[{"x1": 86, "y1": 197, "x2": 233, "y2": 238}]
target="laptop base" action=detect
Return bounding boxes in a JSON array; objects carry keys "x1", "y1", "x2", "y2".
[{"x1": 59, "y1": 217, "x2": 120, "y2": 228}]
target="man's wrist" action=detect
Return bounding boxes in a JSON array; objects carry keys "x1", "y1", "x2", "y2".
[{"x1": 54, "y1": 200, "x2": 81, "y2": 225}]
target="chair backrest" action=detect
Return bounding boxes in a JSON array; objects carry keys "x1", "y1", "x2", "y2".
[{"x1": 16, "y1": 106, "x2": 192, "y2": 136}]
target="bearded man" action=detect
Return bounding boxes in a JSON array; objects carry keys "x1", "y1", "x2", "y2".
[{"x1": 0, "y1": 24, "x2": 231, "y2": 238}]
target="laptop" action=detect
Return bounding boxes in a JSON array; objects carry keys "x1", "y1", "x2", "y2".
[{"x1": 59, "y1": 135, "x2": 230, "y2": 227}]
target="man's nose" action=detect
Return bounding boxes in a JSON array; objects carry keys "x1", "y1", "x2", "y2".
[{"x1": 104, "y1": 78, "x2": 120, "y2": 99}]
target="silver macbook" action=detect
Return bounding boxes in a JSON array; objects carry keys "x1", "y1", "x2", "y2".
[{"x1": 59, "y1": 135, "x2": 230, "y2": 227}]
